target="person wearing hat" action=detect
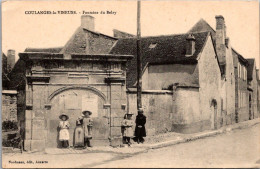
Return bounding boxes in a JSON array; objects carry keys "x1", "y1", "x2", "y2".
[
  {"x1": 58, "y1": 114, "x2": 70, "y2": 148},
  {"x1": 121, "y1": 112, "x2": 134, "y2": 146},
  {"x1": 134, "y1": 108, "x2": 146, "y2": 144},
  {"x1": 77, "y1": 110, "x2": 93, "y2": 147}
]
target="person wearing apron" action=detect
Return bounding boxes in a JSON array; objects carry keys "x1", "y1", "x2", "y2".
[
  {"x1": 74, "y1": 118, "x2": 84, "y2": 148},
  {"x1": 58, "y1": 114, "x2": 70, "y2": 148},
  {"x1": 121, "y1": 112, "x2": 134, "y2": 146},
  {"x1": 78, "y1": 111, "x2": 93, "y2": 148}
]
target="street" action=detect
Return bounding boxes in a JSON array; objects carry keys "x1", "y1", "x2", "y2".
[
  {"x1": 2, "y1": 124, "x2": 260, "y2": 168},
  {"x1": 91, "y1": 123, "x2": 260, "y2": 168}
]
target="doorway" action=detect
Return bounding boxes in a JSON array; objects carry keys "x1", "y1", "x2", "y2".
[
  {"x1": 211, "y1": 99, "x2": 218, "y2": 130},
  {"x1": 249, "y1": 94, "x2": 252, "y2": 120},
  {"x1": 46, "y1": 88, "x2": 110, "y2": 148}
]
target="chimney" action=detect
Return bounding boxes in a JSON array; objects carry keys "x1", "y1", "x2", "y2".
[
  {"x1": 215, "y1": 15, "x2": 226, "y2": 45},
  {"x1": 7, "y1": 49, "x2": 15, "y2": 73},
  {"x1": 81, "y1": 15, "x2": 95, "y2": 31},
  {"x1": 215, "y1": 15, "x2": 228, "y2": 64},
  {"x1": 185, "y1": 34, "x2": 196, "y2": 57}
]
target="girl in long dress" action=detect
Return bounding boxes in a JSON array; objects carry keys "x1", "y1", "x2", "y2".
[
  {"x1": 121, "y1": 112, "x2": 134, "y2": 146},
  {"x1": 77, "y1": 111, "x2": 93, "y2": 148},
  {"x1": 58, "y1": 114, "x2": 70, "y2": 148}
]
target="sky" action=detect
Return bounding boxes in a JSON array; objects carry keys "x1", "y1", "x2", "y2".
[{"x1": 2, "y1": 0, "x2": 259, "y2": 68}]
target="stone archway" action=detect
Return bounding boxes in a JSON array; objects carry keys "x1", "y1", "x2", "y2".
[
  {"x1": 46, "y1": 86, "x2": 109, "y2": 148},
  {"x1": 48, "y1": 86, "x2": 106, "y2": 103}
]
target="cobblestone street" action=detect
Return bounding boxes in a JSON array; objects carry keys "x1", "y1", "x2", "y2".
[{"x1": 2, "y1": 123, "x2": 259, "y2": 168}]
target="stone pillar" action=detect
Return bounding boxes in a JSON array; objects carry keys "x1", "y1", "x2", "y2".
[{"x1": 24, "y1": 84, "x2": 47, "y2": 151}]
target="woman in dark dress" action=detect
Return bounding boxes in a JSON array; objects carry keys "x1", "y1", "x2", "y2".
[{"x1": 134, "y1": 109, "x2": 146, "y2": 144}]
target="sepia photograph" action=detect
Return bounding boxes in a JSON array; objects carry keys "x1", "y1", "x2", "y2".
[{"x1": 1, "y1": 0, "x2": 260, "y2": 168}]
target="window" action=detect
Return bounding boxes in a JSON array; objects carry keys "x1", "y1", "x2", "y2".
[
  {"x1": 244, "y1": 66, "x2": 247, "y2": 81},
  {"x1": 238, "y1": 64, "x2": 240, "y2": 78},
  {"x1": 241, "y1": 65, "x2": 243, "y2": 79},
  {"x1": 221, "y1": 98, "x2": 224, "y2": 111},
  {"x1": 239, "y1": 91, "x2": 247, "y2": 108},
  {"x1": 245, "y1": 70, "x2": 247, "y2": 81},
  {"x1": 238, "y1": 91, "x2": 240, "y2": 108}
]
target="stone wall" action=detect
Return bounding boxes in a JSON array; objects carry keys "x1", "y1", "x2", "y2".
[
  {"x1": 127, "y1": 90, "x2": 173, "y2": 135},
  {"x1": 172, "y1": 88, "x2": 202, "y2": 133},
  {"x1": 147, "y1": 64, "x2": 199, "y2": 90},
  {"x1": 2, "y1": 90, "x2": 17, "y2": 122},
  {"x1": 127, "y1": 88, "x2": 208, "y2": 134}
]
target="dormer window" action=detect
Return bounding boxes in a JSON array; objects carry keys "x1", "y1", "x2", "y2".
[{"x1": 149, "y1": 43, "x2": 157, "y2": 49}]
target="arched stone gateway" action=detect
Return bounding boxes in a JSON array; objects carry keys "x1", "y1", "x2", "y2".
[{"x1": 46, "y1": 87, "x2": 109, "y2": 148}]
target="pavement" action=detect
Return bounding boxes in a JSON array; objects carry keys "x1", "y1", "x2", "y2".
[{"x1": 4, "y1": 118, "x2": 260, "y2": 155}]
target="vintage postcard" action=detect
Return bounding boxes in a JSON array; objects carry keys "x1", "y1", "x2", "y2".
[{"x1": 1, "y1": 0, "x2": 259, "y2": 168}]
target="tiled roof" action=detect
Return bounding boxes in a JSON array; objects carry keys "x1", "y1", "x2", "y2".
[
  {"x1": 232, "y1": 48, "x2": 248, "y2": 65},
  {"x1": 110, "y1": 31, "x2": 209, "y2": 87},
  {"x1": 8, "y1": 59, "x2": 26, "y2": 90},
  {"x1": 188, "y1": 19, "x2": 216, "y2": 39},
  {"x1": 24, "y1": 27, "x2": 118, "y2": 56},
  {"x1": 24, "y1": 47, "x2": 63, "y2": 53},
  {"x1": 61, "y1": 27, "x2": 117, "y2": 55},
  {"x1": 247, "y1": 58, "x2": 255, "y2": 81}
]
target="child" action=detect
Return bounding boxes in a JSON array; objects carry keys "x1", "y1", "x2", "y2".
[
  {"x1": 78, "y1": 110, "x2": 93, "y2": 148},
  {"x1": 121, "y1": 112, "x2": 134, "y2": 146},
  {"x1": 58, "y1": 114, "x2": 70, "y2": 148},
  {"x1": 121, "y1": 114, "x2": 127, "y2": 144}
]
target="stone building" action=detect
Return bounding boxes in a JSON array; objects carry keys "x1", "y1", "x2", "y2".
[
  {"x1": 110, "y1": 31, "x2": 223, "y2": 133},
  {"x1": 247, "y1": 59, "x2": 258, "y2": 119},
  {"x1": 10, "y1": 15, "x2": 133, "y2": 151},
  {"x1": 232, "y1": 49, "x2": 249, "y2": 122},
  {"x1": 189, "y1": 16, "x2": 247, "y2": 125}
]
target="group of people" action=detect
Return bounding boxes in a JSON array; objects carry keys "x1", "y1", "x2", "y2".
[
  {"x1": 58, "y1": 108, "x2": 147, "y2": 148},
  {"x1": 121, "y1": 108, "x2": 147, "y2": 146},
  {"x1": 58, "y1": 110, "x2": 93, "y2": 149}
]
